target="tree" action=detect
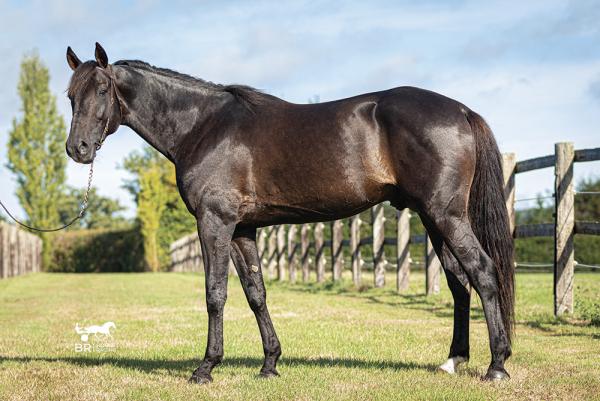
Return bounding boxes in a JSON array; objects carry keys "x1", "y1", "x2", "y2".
[
  {"x1": 57, "y1": 187, "x2": 128, "y2": 230},
  {"x1": 6, "y1": 52, "x2": 67, "y2": 267},
  {"x1": 138, "y1": 164, "x2": 167, "y2": 271},
  {"x1": 122, "y1": 146, "x2": 196, "y2": 270},
  {"x1": 575, "y1": 177, "x2": 600, "y2": 221},
  {"x1": 121, "y1": 147, "x2": 166, "y2": 203}
]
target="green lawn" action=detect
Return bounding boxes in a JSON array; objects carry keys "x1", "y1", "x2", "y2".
[{"x1": 0, "y1": 270, "x2": 599, "y2": 401}]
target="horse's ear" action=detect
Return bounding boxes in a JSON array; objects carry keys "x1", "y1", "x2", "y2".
[
  {"x1": 66, "y1": 46, "x2": 81, "y2": 71},
  {"x1": 95, "y1": 42, "x2": 108, "y2": 68}
]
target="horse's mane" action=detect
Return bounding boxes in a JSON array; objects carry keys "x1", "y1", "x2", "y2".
[{"x1": 114, "y1": 59, "x2": 267, "y2": 110}]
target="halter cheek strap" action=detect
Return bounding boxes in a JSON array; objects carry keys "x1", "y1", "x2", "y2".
[{"x1": 96, "y1": 65, "x2": 125, "y2": 151}]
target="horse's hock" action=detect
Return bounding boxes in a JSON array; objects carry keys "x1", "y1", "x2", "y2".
[{"x1": 168, "y1": 142, "x2": 600, "y2": 317}]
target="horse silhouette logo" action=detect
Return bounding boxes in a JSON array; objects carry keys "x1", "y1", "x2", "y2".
[{"x1": 75, "y1": 322, "x2": 116, "y2": 342}]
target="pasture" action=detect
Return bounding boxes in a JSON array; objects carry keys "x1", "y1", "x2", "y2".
[{"x1": 0, "y1": 271, "x2": 599, "y2": 400}]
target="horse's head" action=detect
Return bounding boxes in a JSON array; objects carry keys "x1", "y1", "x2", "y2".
[{"x1": 65, "y1": 43, "x2": 123, "y2": 164}]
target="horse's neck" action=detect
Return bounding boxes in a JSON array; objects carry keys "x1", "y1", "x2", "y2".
[{"x1": 115, "y1": 66, "x2": 230, "y2": 162}]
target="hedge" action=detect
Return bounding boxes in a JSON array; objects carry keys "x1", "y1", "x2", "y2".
[{"x1": 48, "y1": 226, "x2": 145, "y2": 273}]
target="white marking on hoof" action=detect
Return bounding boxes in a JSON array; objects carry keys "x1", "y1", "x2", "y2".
[{"x1": 438, "y1": 356, "x2": 468, "y2": 374}]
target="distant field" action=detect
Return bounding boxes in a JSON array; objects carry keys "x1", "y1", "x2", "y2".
[{"x1": 0, "y1": 271, "x2": 599, "y2": 401}]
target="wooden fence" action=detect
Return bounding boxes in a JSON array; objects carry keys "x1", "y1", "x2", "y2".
[
  {"x1": 504, "y1": 143, "x2": 600, "y2": 316},
  {"x1": 169, "y1": 232, "x2": 237, "y2": 275},
  {"x1": 169, "y1": 142, "x2": 600, "y2": 316},
  {"x1": 0, "y1": 222, "x2": 43, "y2": 279}
]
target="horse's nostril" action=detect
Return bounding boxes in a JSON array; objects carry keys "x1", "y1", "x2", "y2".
[{"x1": 78, "y1": 141, "x2": 89, "y2": 156}]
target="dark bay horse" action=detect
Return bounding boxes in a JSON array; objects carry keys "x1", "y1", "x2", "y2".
[{"x1": 65, "y1": 43, "x2": 514, "y2": 382}]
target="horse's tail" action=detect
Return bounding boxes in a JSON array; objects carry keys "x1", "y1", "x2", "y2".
[{"x1": 465, "y1": 109, "x2": 515, "y2": 345}]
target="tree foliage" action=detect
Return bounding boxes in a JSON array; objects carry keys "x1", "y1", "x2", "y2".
[
  {"x1": 57, "y1": 186, "x2": 128, "y2": 230},
  {"x1": 6, "y1": 52, "x2": 67, "y2": 267},
  {"x1": 575, "y1": 177, "x2": 600, "y2": 222},
  {"x1": 49, "y1": 227, "x2": 145, "y2": 273},
  {"x1": 138, "y1": 165, "x2": 167, "y2": 271},
  {"x1": 122, "y1": 146, "x2": 196, "y2": 271}
]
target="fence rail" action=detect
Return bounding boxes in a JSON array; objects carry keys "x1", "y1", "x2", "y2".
[
  {"x1": 504, "y1": 143, "x2": 600, "y2": 316},
  {"x1": 169, "y1": 142, "x2": 600, "y2": 316},
  {"x1": 0, "y1": 222, "x2": 43, "y2": 279}
]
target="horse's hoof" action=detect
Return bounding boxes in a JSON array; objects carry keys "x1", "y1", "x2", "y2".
[
  {"x1": 437, "y1": 356, "x2": 468, "y2": 374},
  {"x1": 188, "y1": 373, "x2": 213, "y2": 384},
  {"x1": 483, "y1": 368, "x2": 510, "y2": 381},
  {"x1": 259, "y1": 369, "x2": 280, "y2": 379}
]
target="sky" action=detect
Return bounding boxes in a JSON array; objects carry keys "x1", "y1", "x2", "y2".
[{"x1": 0, "y1": 0, "x2": 599, "y2": 220}]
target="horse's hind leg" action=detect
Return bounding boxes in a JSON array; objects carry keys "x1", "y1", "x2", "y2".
[
  {"x1": 440, "y1": 267, "x2": 471, "y2": 373},
  {"x1": 423, "y1": 226, "x2": 470, "y2": 374},
  {"x1": 421, "y1": 208, "x2": 511, "y2": 380},
  {"x1": 230, "y1": 227, "x2": 282, "y2": 378}
]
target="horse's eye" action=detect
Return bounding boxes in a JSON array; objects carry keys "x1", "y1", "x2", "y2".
[{"x1": 98, "y1": 89, "x2": 107, "y2": 96}]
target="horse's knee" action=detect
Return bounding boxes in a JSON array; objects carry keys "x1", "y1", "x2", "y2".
[{"x1": 206, "y1": 291, "x2": 227, "y2": 314}]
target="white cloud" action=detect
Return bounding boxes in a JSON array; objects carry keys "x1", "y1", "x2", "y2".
[{"x1": 0, "y1": 0, "x2": 599, "y2": 220}]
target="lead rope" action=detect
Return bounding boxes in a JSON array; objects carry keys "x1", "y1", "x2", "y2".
[{"x1": 0, "y1": 161, "x2": 94, "y2": 232}]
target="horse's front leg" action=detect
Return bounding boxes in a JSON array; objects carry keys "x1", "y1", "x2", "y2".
[
  {"x1": 230, "y1": 227, "x2": 282, "y2": 378},
  {"x1": 189, "y1": 208, "x2": 237, "y2": 384}
]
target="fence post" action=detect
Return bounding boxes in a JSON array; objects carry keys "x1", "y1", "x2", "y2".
[
  {"x1": 396, "y1": 209, "x2": 411, "y2": 292},
  {"x1": 554, "y1": 142, "x2": 575, "y2": 315},
  {"x1": 425, "y1": 233, "x2": 441, "y2": 295},
  {"x1": 9, "y1": 225, "x2": 17, "y2": 277},
  {"x1": 277, "y1": 225, "x2": 287, "y2": 281},
  {"x1": 0, "y1": 224, "x2": 5, "y2": 278},
  {"x1": 36, "y1": 236, "x2": 42, "y2": 272},
  {"x1": 288, "y1": 224, "x2": 298, "y2": 283},
  {"x1": 268, "y1": 227, "x2": 277, "y2": 279},
  {"x1": 315, "y1": 222, "x2": 325, "y2": 283},
  {"x1": 372, "y1": 204, "x2": 387, "y2": 288},
  {"x1": 16, "y1": 230, "x2": 22, "y2": 276},
  {"x1": 0, "y1": 223, "x2": 43, "y2": 278},
  {"x1": 23, "y1": 231, "x2": 31, "y2": 274},
  {"x1": 350, "y1": 215, "x2": 362, "y2": 287},
  {"x1": 331, "y1": 219, "x2": 344, "y2": 281},
  {"x1": 301, "y1": 224, "x2": 311, "y2": 282},
  {"x1": 502, "y1": 153, "x2": 517, "y2": 236}
]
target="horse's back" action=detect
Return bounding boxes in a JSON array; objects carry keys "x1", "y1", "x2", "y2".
[{"x1": 180, "y1": 86, "x2": 477, "y2": 225}]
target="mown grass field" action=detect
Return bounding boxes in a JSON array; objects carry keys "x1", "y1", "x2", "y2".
[{"x1": 0, "y1": 270, "x2": 599, "y2": 401}]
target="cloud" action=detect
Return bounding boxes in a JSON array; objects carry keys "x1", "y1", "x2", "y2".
[
  {"x1": 0, "y1": 0, "x2": 599, "y2": 219},
  {"x1": 553, "y1": 0, "x2": 600, "y2": 36},
  {"x1": 589, "y1": 76, "x2": 600, "y2": 103}
]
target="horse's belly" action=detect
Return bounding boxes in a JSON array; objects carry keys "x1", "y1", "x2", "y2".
[{"x1": 241, "y1": 180, "x2": 391, "y2": 227}]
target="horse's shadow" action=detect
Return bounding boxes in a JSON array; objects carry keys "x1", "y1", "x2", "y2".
[{"x1": 0, "y1": 355, "x2": 437, "y2": 376}]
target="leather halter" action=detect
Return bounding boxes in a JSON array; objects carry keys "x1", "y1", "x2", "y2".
[{"x1": 96, "y1": 65, "x2": 125, "y2": 151}]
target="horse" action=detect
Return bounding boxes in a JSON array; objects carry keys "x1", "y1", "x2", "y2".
[{"x1": 64, "y1": 43, "x2": 514, "y2": 383}]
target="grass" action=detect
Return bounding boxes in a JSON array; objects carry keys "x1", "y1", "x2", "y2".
[{"x1": 0, "y1": 270, "x2": 599, "y2": 401}]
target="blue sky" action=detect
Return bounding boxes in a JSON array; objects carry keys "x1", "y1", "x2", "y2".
[{"x1": 1, "y1": 0, "x2": 599, "y2": 219}]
